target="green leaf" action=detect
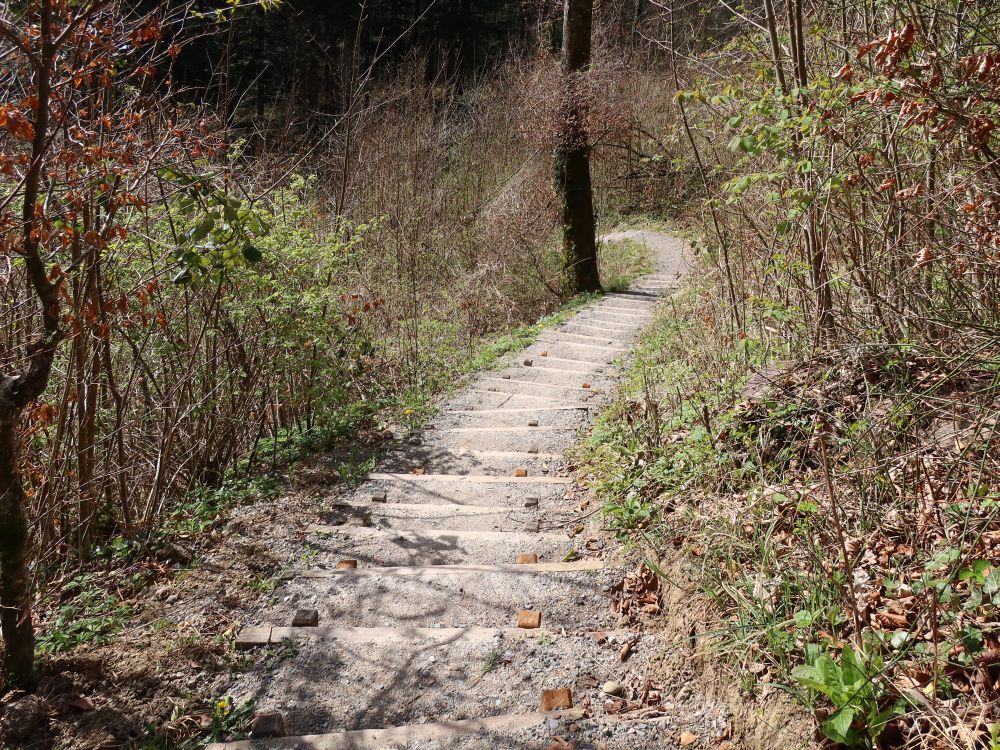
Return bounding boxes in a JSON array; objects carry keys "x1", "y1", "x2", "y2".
[
  {"x1": 191, "y1": 218, "x2": 214, "y2": 242},
  {"x1": 822, "y1": 706, "x2": 855, "y2": 744}
]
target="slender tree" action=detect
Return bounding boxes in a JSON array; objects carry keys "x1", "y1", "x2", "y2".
[
  {"x1": 0, "y1": 0, "x2": 232, "y2": 686},
  {"x1": 556, "y1": 0, "x2": 602, "y2": 294}
]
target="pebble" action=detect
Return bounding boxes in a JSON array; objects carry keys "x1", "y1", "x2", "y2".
[{"x1": 601, "y1": 681, "x2": 624, "y2": 697}]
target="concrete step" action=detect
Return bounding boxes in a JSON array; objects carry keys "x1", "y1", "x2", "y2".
[
  {"x1": 361, "y1": 473, "x2": 570, "y2": 507},
  {"x1": 522, "y1": 355, "x2": 596, "y2": 372},
  {"x1": 571, "y1": 317, "x2": 636, "y2": 330},
  {"x1": 378, "y1": 446, "x2": 563, "y2": 475},
  {"x1": 205, "y1": 709, "x2": 704, "y2": 750},
  {"x1": 541, "y1": 330, "x2": 623, "y2": 347},
  {"x1": 305, "y1": 524, "x2": 576, "y2": 566},
  {"x1": 522, "y1": 341, "x2": 617, "y2": 363},
  {"x1": 473, "y1": 379, "x2": 599, "y2": 403},
  {"x1": 206, "y1": 709, "x2": 585, "y2": 750},
  {"x1": 446, "y1": 389, "x2": 588, "y2": 411},
  {"x1": 493, "y1": 366, "x2": 603, "y2": 387},
  {"x1": 436, "y1": 407, "x2": 589, "y2": 430},
  {"x1": 414, "y1": 425, "x2": 578, "y2": 453},
  {"x1": 216, "y1": 627, "x2": 656, "y2": 740},
  {"x1": 235, "y1": 625, "x2": 624, "y2": 648},
  {"x1": 592, "y1": 302, "x2": 650, "y2": 313},
  {"x1": 557, "y1": 322, "x2": 639, "y2": 338},
  {"x1": 316, "y1": 499, "x2": 574, "y2": 532},
  {"x1": 480, "y1": 375, "x2": 595, "y2": 393},
  {"x1": 536, "y1": 334, "x2": 627, "y2": 353},
  {"x1": 268, "y1": 563, "x2": 613, "y2": 630}
]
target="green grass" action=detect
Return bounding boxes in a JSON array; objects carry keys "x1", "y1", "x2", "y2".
[{"x1": 600, "y1": 237, "x2": 655, "y2": 292}]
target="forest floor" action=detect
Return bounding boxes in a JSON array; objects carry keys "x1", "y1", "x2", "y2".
[{"x1": 6, "y1": 231, "x2": 810, "y2": 750}]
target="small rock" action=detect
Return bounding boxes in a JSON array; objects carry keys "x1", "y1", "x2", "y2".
[
  {"x1": 524, "y1": 359, "x2": 533, "y2": 366},
  {"x1": 336, "y1": 559, "x2": 358, "y2": 569},
  {"x1": 502, "y1": 374, "x2": 511, "y2": 379},
  {"x1": 516, "y1": 553, "x2": 539, "y2": 564},
  {"x1": 524, "y1": 497, "x2": 539, "y2": 508},
  {"x1": 291, "y1": 609, "x2": 319, "y2": 627},
  {"x1": 527, "y1": 420, "x2": 539, "y2": 427},
  {"x1": 513, "y1": 468, "x2": 528, "y2": 477},
  {"x1": 679, "y1": 731, "x2": 698, "y2": 746},
  {"x1": 408, "y1": 436, "x2": 423, "y2": 446},
  {"x1": 250, "y1": 712, "x2": 286, "y2": 739},
  {"x1": 371, "y1": 492, "x2": 388, "y2": 503},
  {"x1": 601, "y1": 681, "x2": 624, "y2": 697}
]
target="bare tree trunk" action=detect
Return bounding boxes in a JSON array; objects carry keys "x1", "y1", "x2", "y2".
[
  {"x1": 0, "y1": 396, "x2": 35, "y2": 687},
  {"x1": 557, "y1": 0, "x2": 602, "y2": 294},
  {"x1": 0, "y1": 0, "x2": 61, "y2": 687}
]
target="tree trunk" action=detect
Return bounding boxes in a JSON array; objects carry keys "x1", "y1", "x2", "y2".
[
  {"x1": 0, "y1": 0, "x2": 61, "y2": 687},
  {"x1": 557, "y1": 0, "x2": 602, "y2": 295},
  {"x1": 0, "y1": 393, "x2": 35, "y2": 688}
]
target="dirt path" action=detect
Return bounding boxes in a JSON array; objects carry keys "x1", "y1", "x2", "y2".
[{"x1": 206, "y1": 233, "x2": 732, "y2": 749}]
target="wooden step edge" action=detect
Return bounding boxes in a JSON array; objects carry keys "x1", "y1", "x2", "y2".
[
  {"x1": 296, "y1": 559, "x2": 604, "y2": 578},
  {"x1": 205, "y1": 709, "x2": 587, "y2": 750},
  {"x1": 307, "y1": 523, "x2": 567, "y2": 541},
  {"x1": 235, "y1": 625, "x2": 627, "y2": 649},
  {"x1": 368, "y1": 472, "x2": 572, "y2": 484}
]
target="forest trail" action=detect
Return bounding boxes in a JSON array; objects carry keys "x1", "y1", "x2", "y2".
[{"x1": 206, "y1": 232, "x2": 732, "y2": 750}]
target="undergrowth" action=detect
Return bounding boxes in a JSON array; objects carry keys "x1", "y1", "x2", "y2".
[
  {"x1": 579, "y1": 261, "x2": 1000, "y2": 748},
  {"x1": 29, "y1": 231, "x2": 652, "y2": 749}
]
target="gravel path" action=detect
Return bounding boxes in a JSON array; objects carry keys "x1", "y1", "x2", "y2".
[{"x1": 206, "y1": 233, "x2": 734, "y2": 749}]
